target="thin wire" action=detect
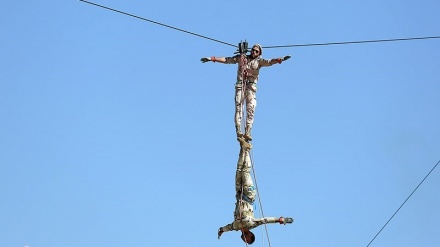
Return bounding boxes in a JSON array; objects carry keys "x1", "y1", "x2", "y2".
[
  {"x1": 79, "y1": 1, "x2": 440, "y2": 50},
  {"x1": 263, "y1": 36, "x2": 440, "y2": 49},
  {"x1": 238, "y1": 64, "x2": 272, "y2": 246},
  {"x1": 238, "y1": 54, "x2": 272, "y2": 247},
  {"x1": 239, "y1": 164, "x2": 249, "y2": 247},
  {"x1": 366, "y1": 159, "x2": 440, "y2": 247},
  {"x1": 79, "y1": 0, "x2": 236, "y2": 47},
  {"x1": 250, "y1": 150, "x2": 272, "y2": 247}
]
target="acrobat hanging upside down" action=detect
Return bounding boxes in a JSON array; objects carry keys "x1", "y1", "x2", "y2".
[{"x1": 217, "y1": 137, "x2": 293, "y2": 245}]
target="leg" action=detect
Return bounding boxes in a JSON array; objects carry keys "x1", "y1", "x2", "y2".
[
  {"x1": 234, "y1": 147, "x2": 256, "y2": 221},
  {"x1": 236, "y1": 149, "x2": 255, "y2": 202},
  {"x1": 244, "y1": 87, "x2": 257, "y2": 141},
  {"x1": 234, "y1": 84, "x2": 244, "y2": 137},
  {"x1": 253, "y1": 216, "x2": 294, "y2": 227},
  {"x1": 235, "y1": 148, "x2": 246, "y2": 195},
  {"x1": 242, "y1": 150, "x2": 255, "y2": 202}
]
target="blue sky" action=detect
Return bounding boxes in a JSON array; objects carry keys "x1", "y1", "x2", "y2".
[{"x1": 1, "y1": 1, "x2": 439, "y2": 247}]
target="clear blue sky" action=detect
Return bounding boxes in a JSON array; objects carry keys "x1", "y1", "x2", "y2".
[{"x1": 1, "y1": 1, "x2": 439, "y2": 247}]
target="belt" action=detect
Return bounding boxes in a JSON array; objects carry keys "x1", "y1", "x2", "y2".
[
  {"x1": 237, "y1": 80, "x2": 256, "y2": 84},
  {"x1": 241, "y1": 194, "x2": 254, "y2": 205}
]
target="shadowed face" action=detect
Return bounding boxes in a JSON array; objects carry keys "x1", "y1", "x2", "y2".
[{"x1": 251, "y1": 46, "x2": 260, "y2": 58}]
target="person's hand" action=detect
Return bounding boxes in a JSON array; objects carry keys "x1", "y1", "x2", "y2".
[
  {"x1": 218, "y1": 228, "x2": 224, "y2": 239},
  {"x1": 283, "y1": 55, "x2": 291, "y2": 61},
  {"x1": 201, "y1": 57, "x2": 212, "y2": 63}
]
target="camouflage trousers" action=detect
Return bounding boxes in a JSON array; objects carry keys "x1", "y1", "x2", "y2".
[
  {"x1": 235, "y1": 82, "x2": 257, "y2": 132},
  {"x1": 234, "y1": 149, "x2": 256, "y2": 220}
]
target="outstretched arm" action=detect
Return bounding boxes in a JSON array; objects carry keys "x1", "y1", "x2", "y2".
[
  {"x1": 218, "y1": 223, "x2": 234, "y2": 239},
  {"x1": 267, "y1": 55, "x2": 292, "y2": 65},
  {"x1": 201, "y1": 56, "x2": 227, "y2": 63}
]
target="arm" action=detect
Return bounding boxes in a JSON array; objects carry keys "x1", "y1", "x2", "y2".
[
  {"x1": 212, "y1": 57, "x2": 227, "y2": 63},
  {"x1": 200, "y1": 56, "x2": 227, "y2": 63},
  {"x1": 259, "y1": 55, "x2": 292, "y2": 67},
  {"x1": 218, "y1": 223, "x2": 234, "y2": 239},
  {"x1": 201, "y1": 55, "x2": 240, "y2": 64}
]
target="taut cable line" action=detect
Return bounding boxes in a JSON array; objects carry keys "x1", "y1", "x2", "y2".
[
  {"x1": 262, "y1": 36, "x2": 440, "y2": 49},
  {"x1": 366, "y1": 159, "x2": 440, "y2": 247},
  {"x1": 79, "y1": 1, "x2": 440, "y2": 50},
  {"x1": 79, "y1": 0, "x2": 236, "y2": 47},
  {"x1": 249, "y1": 151, "x2": 272, "y2": 247}
]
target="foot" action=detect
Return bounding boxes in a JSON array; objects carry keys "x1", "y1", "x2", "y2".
[
  {"x1": 237, "y1": 136, "x2": 252, "y2": 150},
  {"x1": 243, "y1": 133, "x2": 252, "y2": 141}
]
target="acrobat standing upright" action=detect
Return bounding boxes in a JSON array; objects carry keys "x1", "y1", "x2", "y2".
[{"x1": 201, "y1": 43, "x2": 291, "y2": 141}]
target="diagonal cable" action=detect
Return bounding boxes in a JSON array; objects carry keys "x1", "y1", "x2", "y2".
[
  {"x1": 366, "y1": 159, "x2": 440, "y2": 247},
  {"x1": 79, "y1": 0, "x2": 236, "y2": 47},
  {"x1": 79, "y1": 1, "x2": 440, "y2": 50},
  {"x1": 249, "y1": 150, "x2": 272, "y2": 247}
]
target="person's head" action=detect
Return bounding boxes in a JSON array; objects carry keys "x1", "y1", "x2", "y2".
[
  {"x1": 251, "y1": 44, "x2": 262, "y2": 58},
  {"x1": 240, "y1": 229, "x2": 255, "y2": 244}
]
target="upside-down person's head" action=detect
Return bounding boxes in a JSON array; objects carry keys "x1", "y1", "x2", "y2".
[{"x1": 241, "y1": 229, "x2": 255, "y2": 244}]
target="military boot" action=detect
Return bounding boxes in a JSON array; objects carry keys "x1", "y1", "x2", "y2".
[
  {"x1": 243, "y1": 126, "x2": 252, "y2": 141},
  {"x1": 237, "y1": 136, "x2": 252, "y2": 150}
]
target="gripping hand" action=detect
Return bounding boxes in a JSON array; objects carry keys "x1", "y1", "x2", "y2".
[{"x1": 218, "y1": 228, "x2": 224, "y2": 239}]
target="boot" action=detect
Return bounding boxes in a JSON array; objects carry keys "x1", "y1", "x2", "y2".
[
  {"x1": 243, "y1": 126, "x2": 252, "y2": 141},
  {"x1": 237, "y1": 136, "x2": 252, "y2": 150}
]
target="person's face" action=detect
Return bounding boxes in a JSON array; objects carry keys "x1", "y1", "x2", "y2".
[{"x1": 251, "y1": 46, "x2": 260, "y2": 58}]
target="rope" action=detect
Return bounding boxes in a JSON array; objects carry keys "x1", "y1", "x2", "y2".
[
  {"x1": 79, "y1": 1, "x2": 440, "y2": 50},
  {"x1": 238, "y1": 145, "x2": 270, "y2": 247},
  {"x1": 249, "y1": 150, "x2": 272, "y2": 247},
  {"x1": 238, "y1": 53, "x2": 250, "y2": 247},
  {"x1": 239, "y1": 151, "x2": 250, "y2": 247},
  {"x1": 262, "y1": 36, "x2": 440, "y2": 49},
  {"x1": 366, "y1": 159, "x2": 440, "y2": 247},
  {"x1": 79, "y1": 0, "x2": 236, "y2": 47},
  {"x1": 237, "y1": 54, "x2": 248, "y2": 135},
  {"x1": 237, "y1": 54, "x2": 272, "y2": 247}
]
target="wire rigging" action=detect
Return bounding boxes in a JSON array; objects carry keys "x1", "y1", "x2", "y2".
[
  {"x1": 79, "y1": 0, "x2": 236, "y2": 47},
  {"x1": 79, "y1": 2, "x2": 440, "y2": 245},
  {"x1": 79, "y1": 0, "x2": 440, "y2": 50},
  {"x1": 249, "y1": 151, "x2": 272, "y2": 247},
  {"x1": 236, "y1": 56, "x2": 272, "y2": 247},
  {"x1": 366, "y1": 159, "x2": 440, "y2": 247},
  {"x1": 262, "y1": 36, "x2": 440, "y2": 49}
]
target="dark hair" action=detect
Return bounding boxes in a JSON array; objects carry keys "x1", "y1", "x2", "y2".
[{"x1": 241, "y1": 231, "x2": 255, "y2": 245}]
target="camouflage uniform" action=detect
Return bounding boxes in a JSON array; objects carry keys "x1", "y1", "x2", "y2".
[
  {"x1": 219, "y1": 147, "x2": 282, "y2": 232},
  {"x1": 224, "y1": 44, "x2": 281, "y2": 137}
]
